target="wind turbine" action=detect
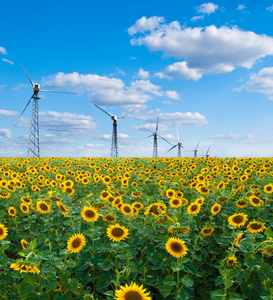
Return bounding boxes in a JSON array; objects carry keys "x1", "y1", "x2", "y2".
[
  {"x1": 166, "y1": 128, "x2": 189, "y2": 157},
  {"x1": 144, "y1": 115, "x2": 172, "y2": 158},
  {"x1": 94, "y1": 104, "x2": 140, "y2": 158},
  {"x1": 200, "y1": 145, "x2": 211, "y2": 158},
  {"x1": 192, "y1": 140, "x2": 201, "y2": 158},
  {"x1": 15, "y1": 64, "x2": 76, "y2": 157}
]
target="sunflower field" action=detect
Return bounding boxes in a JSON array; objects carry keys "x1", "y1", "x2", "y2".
[{"x1": 0, "y1": 156, "x2": 273, "y2": 300}]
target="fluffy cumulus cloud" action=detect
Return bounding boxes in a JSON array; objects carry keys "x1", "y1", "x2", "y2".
[
  {"x1": 134, "y1": 110, "x2": 208, "y2": 130},
  {"x1": 2, "y1": 58, "x2": 14, "y2": 65},
  {"x1": 43, "y1": 72, "x2": 174, "y2": 106},
  {"x1": 17, "y1": 111, "x2": 96, "y2": 135},
  {"x1": 0, "y1": 47, "x2": 7, "y2": 55},
  {"x1": 129, "y1": 17, "x2": 273, "y2": 80},
  {"x1": 266, "y1": 5, "x2": 273, "y2": 11},
  {"x1": 0, "y1": 129, "x2": 12, "y2": 139},
  {"x1": 128, "y1": 16, "x2": 165, "y2": 35},
  {"x1": 237, "y1": 4, "x2": 246, "y2": 10},
  {"x1": 136, "y1": 68, "x2": 149, "y2": 79},
  {"x1": 0, "y1": 109, "x2": 17, "y2": 117},
  {"x1": 245, "y1": 67, "x2": 273, "y2": 100},
  {"x1": 195, "y1": 2, "x2": 219, "y2": 15}
]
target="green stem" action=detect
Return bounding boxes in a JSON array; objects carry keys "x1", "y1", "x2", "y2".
[
  {"x1": 253, "y1": 240, "x2": 271, "y2": 255},
  {"x1": 176, "y1": 258, "x2": 180, "y2": 297}
]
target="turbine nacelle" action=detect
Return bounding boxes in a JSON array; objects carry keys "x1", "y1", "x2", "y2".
[
  {"x1": 111, "y1": 115, "x2": 118, "y2": 121},
  {"x1": 33, "y1": 83, "x2": 40, "y2": 94}
]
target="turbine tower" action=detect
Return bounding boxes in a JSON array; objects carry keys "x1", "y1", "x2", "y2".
[
  {"x1": 94, "y1": 104, "x2": 140, "y2": 158},
  {"x1": 15, "y1": 64, "x2": 76, "y2": 157},
  {"x1": 167, "y1": 128, "x2": 189, "y2": 157},
  {"x1": 144, "y1": 115, "x2": 172, "y2": 158},
  {"x1": 192, "y1": 140, "x2": 201, "y2": 158},
  {"x1": 201, "y1": 145, "x2": 211, "y2": 158}
]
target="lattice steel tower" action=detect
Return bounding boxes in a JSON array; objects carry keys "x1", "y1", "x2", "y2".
[
  {"x1": 94, "y1": 104, "x2": 140, "y2": 158},
  {"x1": 15, "y1": 63, "x2": 76, "y2": 157}
]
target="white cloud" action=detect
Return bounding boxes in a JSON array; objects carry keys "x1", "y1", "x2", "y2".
[
  {"x1": 85, "y1": 143, "x2": 104, "y2": 148},
  {"x1": 136, "y1": 68, "x2": 149, "y2": 79},
  {"x1": 43, "y1": 72, "x2": 171, "y2": 106},
  {"x1": 195, "y1": 3, "x2": 219, "y2": 15},
  {"x1": 237, "y1": 5, "x2": 246, "y2": 10},
  {"x1": 129, "y1": 18, "x2": 273, "y2": 80},
  {"x1": 41, "y1": 134, "x2": 74, "y2": 145},
  {"x1": 163, "y1": 100, "x2": 172, "y2": 105},
  {"x1": 0, "y1": 47, "x2": 7, "y2": 55},
  {"x1": 93, "y1": 134, "x2": 111, "y2": 141},
  {"x1": 2, "y1": 58, "x2": 14, "y2": 65},
  {"x1": 191, "y1": 15, "x2": 204, "y2": 22},
  {"x1": 0, "y1": 109, "x2": 17, "y2": 117},
  {"x1": 13, "y1": 83, "x2": 28, "y2": 91},
  {"x1": 0, "y1": 129, "x2": 12, "y2": 139},
  {"x1": 128, "y1": 16, "x2": 165, "y2": 35},
  {"x1": 17, "y1": 111, "x2": 97, "y2": 135},
  {"x1": 266, "y1": 5, "x2": 273, "y2": 11},
  {"x1": 165, "y1": 90, "x2": 180, "y2": 99},
  {"x1": 0, "y1": 85, "x2": 5, "y2": 90},
  {"x1": 134, "y1": 110, "x2": 208, "y2": 128},
  {"x1": 245, "y1": 67, "x2": 273, "y2": 100},
  {"x1": 209, "y1": 134, "x2": 254, "y2": 141}
]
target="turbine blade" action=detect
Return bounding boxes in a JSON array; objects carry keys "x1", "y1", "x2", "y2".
[
  {"x1": 14, "y1": 94, "x2": 34, "y2": 125},
  {"x1": 176, "y1": 127, "x2": 180, "y2": 142},
  {"x1": 19, "y1": 62, "x2": 33, "y2": 86},
  {"x1": 167, "y1": 144, "x2": 177, "y2": 153},
  {"x1": 206, "y1": 145, "x2": 211, "y2": 155},
  {"x1": 119, "y1": 105, "x2": 141, "y2": 119},
  {"x1": 40, "y1": 89, "x2": 77, "y2": 94},
  {"x1": 156, "y1": 115, "x2": 159, "y2": 132},
  {"x1": 94, "y1": 104, "x2": 114, "y2": 117},
  {"x1": 158, "y1": 134, "x2": 173, "y2": 146},
  {"x1": 143, "y1": 134, "x2": 154, "y2": 140},
  {"x1": 195, "y1": 140, "x2": 201, "y2": 151}
]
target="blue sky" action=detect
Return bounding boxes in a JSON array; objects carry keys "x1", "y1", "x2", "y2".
[{"x1": 1, "y1": 0, "x2": 273, "y2": 157}]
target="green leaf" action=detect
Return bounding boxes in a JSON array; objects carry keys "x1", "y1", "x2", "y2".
[
  {"x1": 181, "y1": 275, "x2": 194, "y2": 287},
  {"x1": 103, "y1": 291, "x2": 114, "y2": 296},
  {"x1": 264, "y1": 227, "x2": 273, "y2": 238},
  {"x1": 240, "y1": 281, "x2": 263, "y2": 300},
  {"x1": 228, "y1": 291, "x2": 243, "y2": 299},
  {"x1": 19, "y1": 277, "x2": 37, "y2": 296},
  {"x1": 41, "y1": 273, "x2": 58, "y2": 292},
  {"x1": 238, "y1": 238, "x2": 254, "y2": 254},
  {"x1": 29, "y1": 239, "x2": 37, "y2": 250},
  {"x1": 66, "y1": 278, "x2": 78, "y2": 293},
  {"x1": 210, "y1": 289, "x2": 226, "y2": 300},
  {"x1": 58, "y1": 270, "x2": 71, "y2": 283},
  {"x1": 39, "y1": 250, "x2": 55, "y2": 260},
  {"x1": 158, "y1": 284, "x2": 173, "y2": 296}
]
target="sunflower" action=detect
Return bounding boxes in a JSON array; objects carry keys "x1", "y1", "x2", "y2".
[
  {"x1": 106, "y1": 223, "x2": 129, "y2": 242},
  {"x1": 8, "y1": 206, "x2": 16, "y2": 217},
  {"x1": 132, "y1": 202, "x2": 144, "y2": 210},
  {"x1": 249, "y1": 195, "x2": 263, "y2": 207},
  {"x1": 166, "y1": 189, "x2": 175, "y2": 199},
  {"x1": 21, "y1": 203, "x2": 29, "y2": 214},
  {"x1": 115, "y1": 282, "x2": 151, "y2": 300},
  {"x1": 165, "y1": 237, "x2": 188, "y2": 258},
  {"x1": 113, "y1": 196, "x2": 123, "y2": 207},
  {"x1": 247, "y1": 221, "x2": 266, "y2": 234},
  {"x1": 0, "y1": 223, "x2": 8, "y2": 240},
  {"x1": 81, "y1": 207, "x2": 99, "y2": 222},
  {"x1": 228, "y1": 213, "x2": 248, "y2": 228},
  {"x1": 198, "y1": 186, "x2": 210, "y2": 195},
  {"x1": 62, "y1": 187, "x2": 75, "y2": 196},
  {"x1": 67, "y1": 233, "x2": 86, "y2": 253},
  {"x1": 57, "y1": 201, "x2": 69, "y2": 216},
  {"x1": 201, "y1": 227, "x2": 214, "y2": 237},
  {"x1": 169, "y1": 198, "x2": 182, "y2": 208},
  {"x1": 211, "y1": 203, "x2": 221, "y2": 215},
  {"x1": 121, "y1": 204, "x2": 134, "y2": 216},
  {"x1": 264, "y1": 184, "x2": 273, "y2": 194},
  {"x1": 235, "y1": 233, "x2": 244, "y2": 247},
  {"x1": 225, "y1": 256, "x2": 237, "y2": 269},
  {"x1": 236, "y1": 199, "x2": 248, "y2": 208},
  {"x1": 36, "y1": 201, "x2": 51, "y2": 214},
  {"x1": 21, "y1": 239, "x2": 28, "y2": 250},
  {"x1": 187, "y1": 203, "x2": 201, "y2": 215},
  {"x1": 21, "y1": 197, "x2": 32, "y2": 205},
  {"x1": 103, "y1": 215, "x2": 116, "y2": 223}
]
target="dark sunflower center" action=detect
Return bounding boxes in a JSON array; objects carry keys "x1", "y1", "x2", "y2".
[
  {"x1": 21, "y1": 266, "x2": 27, "y2": 271},
  {"x1": 266, "y1": 186, "x2": 272, "y2": 191},
  {"x1": 106, "y1": 216, "x2": 115, "y2": 221},
  {"x1": 10, "y1": 209, "x2": 15, "y2": 214},
  {"x1": 238, "y1": 201, "x2": 246, "y2": 205},
  {"x1": 72, "y1": 237, "x2": 82, "y2": 248},
  {"x1": 59, "y1": 205, "x2": 66, "y2": 212},
  {"x1": 250, "y1": 223, "x2": 262, "y2": 230},
  {"x1": 168, "y1": 191, "x2": 174, "y2": 197},
  {"x1": 124, "y1": 206, "x2": 131, "y2": 213},
  {"x1": 134, "y1": 204, "x2": 141, "y2": 209},
  {"x1": 252, "y1": 198, "x2": 260, "y2": 204},
  {"x1": 213, "y1": 206, "x2": 219, "y2": 212},
  {"x1": 23, "y1": 242, "x2": 27, "y2": 248},
  {"x1": 108, "y1": 197, "x2": 114, "y2": 202},
  {"x1": 111, "y1": 228, "x2": 124, "y2": 238},
  {"x1": 40, "y1": 203, "x2": 48, "y2": 211},
  {"x1": 203, "y1": 228, "x2": 212, "y2": 233},
  {"x1": 124, "y1": 291, "x2": 142, "y2": 300},
  {"x1": 0, "y1": 228, "x2": 3, "y2": 235},
  {"x1": 85, "y1": 210, "x2": 95, "y2": 218},
  {"x1": 172, "y1": 200, "x2": 180, "y2": 205},
  {"x1": 191, "y1": 204, "x2": 198, "y2": 211},
  {"x1": 170, "y1": 242, "x2": 183, "y2": 253},
  {"x1": 232, "y1": 215, "x2": 244, "y2": 224}
]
